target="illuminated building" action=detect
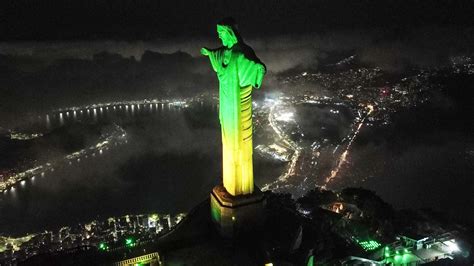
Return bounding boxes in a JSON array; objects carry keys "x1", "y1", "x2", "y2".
[{"x1": 113, "y1": 252, "x2": 161, "y2": 266}]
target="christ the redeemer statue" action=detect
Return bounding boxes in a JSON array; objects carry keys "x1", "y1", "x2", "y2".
[{"x1": 201, "y1": 17, "x2": 266, "y2": 196}]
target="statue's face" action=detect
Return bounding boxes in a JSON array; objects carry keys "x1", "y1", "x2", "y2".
[{"x1": 217, "y1": 25, "x2": 238, "y2": 48}]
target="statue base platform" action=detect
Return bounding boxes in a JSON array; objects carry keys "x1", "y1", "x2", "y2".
[{"x1": 210, "y1": 185, "x2": 266, "y2": 238}]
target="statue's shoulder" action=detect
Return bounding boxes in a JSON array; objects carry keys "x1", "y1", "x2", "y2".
[
  {"x1": 233, "y1": 43, "x2": 252, "y2": 55},
  {"x1": 234, "y1": 43, "x2": 265, "y2": 68}
]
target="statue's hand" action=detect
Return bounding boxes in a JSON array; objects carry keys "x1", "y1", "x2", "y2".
[
  {"x1": 200, "y1": 47, "x2": 210, "y2": 56},
  {"x1": 255, "y1": 64, "x2": 266, "y2": 88}
]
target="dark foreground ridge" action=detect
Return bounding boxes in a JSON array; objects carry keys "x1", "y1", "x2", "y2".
[{"x1": 20, "y1": 188, "x2": 474, "y2": 265}]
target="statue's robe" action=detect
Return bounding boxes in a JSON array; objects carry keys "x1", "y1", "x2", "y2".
[{"x1": 207, "y1": 43, "x2": 265, "y2": 196}]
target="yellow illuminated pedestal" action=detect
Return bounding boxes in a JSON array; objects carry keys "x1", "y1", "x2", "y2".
[{"x1": 210, "y1": 185, "x2": 265, "y2": 238}]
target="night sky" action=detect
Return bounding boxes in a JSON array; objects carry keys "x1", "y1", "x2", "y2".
[{"x1": 2, "y1": 0, "x2": 474, "y2": 40}]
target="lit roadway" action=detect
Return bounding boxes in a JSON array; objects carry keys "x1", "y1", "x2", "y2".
[
  {"x1": 259, "y1": 96, "x2": 376, "y2": 193},
  {"x1": 1, "y1": 98, "x2": 194, "y2": 193},
  {"x1": 322, "y1": 104, "x2": 374, "y2": 188},
  {"x1": 261, "y1": 101, "x2": 302, "y2": 191}
]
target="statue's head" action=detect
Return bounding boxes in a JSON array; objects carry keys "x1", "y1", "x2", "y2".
[{"x1": 217, "y1": 17, "x2": 239, "y2": 48}]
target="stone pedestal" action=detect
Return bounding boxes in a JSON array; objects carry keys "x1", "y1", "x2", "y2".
[{"x1": 210, "y1": 185, "x2": 265, "y2": 238}]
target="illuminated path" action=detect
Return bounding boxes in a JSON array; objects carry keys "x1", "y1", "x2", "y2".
[
  {"x1": 45, "y1": 99, "x2": 189, "y2": 128},
  {"x1": 262, "y1": 100, "x2": 302, "y2": 191},
  {"x1": 1, "y1": 97, "x2": 199, "y2": 193},
  {"x1": 322, "y1": 104, "x2": 374, "y2": 188},
  {"x1": 1, "y1": 124, "x2": 127, "y2": 193}
]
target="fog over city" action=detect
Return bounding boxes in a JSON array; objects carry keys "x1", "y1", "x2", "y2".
[{"x1": 1, "y1": 27, "x2": 472, "y2": 124}]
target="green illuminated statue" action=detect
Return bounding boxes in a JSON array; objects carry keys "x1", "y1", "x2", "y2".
[{"x1": 201, "y1": 18, "x2": 266, "y2": 196}]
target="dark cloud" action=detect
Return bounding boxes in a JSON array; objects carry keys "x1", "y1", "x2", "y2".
[
  {"x1": 2, "y1": 0, "x2": 473, "y2": 40},
  {"x1": 1, "y1": 26, "x2": 472, "y2": 129}
]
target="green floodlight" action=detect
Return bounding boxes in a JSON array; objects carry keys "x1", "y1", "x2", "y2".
[
  {"x1": 125, "y1": 237, "x2": 135, "y2": 248},
  {"x1": 149, "y1": 214, "x2": 159, "y2": 222},
  {"x1": 402, "y1": 253, "x2": 410, "y2": 263},
  {"x1": 98, "y1": 242, "x2": 108, "y2": 251},
  {"x1": 357, "y1": 239, "x2": 381, "y2": 251},
  {"x1": 394, "y1": 254, "x2": 402, "y2": 261}
]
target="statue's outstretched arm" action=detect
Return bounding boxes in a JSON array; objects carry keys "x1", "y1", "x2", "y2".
[{"x1": 201, "y1": 47, "x2": 223, "y2": 73}]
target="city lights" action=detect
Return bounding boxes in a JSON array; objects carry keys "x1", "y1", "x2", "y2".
[
  {"x1": 1, "y1": 124, "x2": 127, "y2": 192},
  {"x1": 275, "y1": 111, "x2": 294, "y2": 122},
  {"x1": 1, "y1": 48, "x2": 472, "y2": 264},
  {"x1": 444, "y1": 240, "x2": 460, "y2": 253},
  {"x1": 323, "y1": 104, "x2": 374, "y2": 188}
]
